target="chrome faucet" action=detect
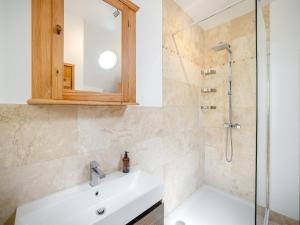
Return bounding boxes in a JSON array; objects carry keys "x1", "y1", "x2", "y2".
[{"x1": 90, "y1": 161, "x2": 106, "y2": 187}]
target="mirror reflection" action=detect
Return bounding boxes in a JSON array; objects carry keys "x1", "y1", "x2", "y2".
[{"x1": 64, "y1": 0, "x2": 122, "y2": 93}]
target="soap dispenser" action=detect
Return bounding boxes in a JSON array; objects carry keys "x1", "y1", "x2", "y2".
[{"x1": 122, "y1": 151, "x2": 130, "y2": 173}]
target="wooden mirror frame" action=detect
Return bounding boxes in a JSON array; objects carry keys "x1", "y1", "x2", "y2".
[{"x1": 28, "y1": 0, "x2": 139, "y2": 106}]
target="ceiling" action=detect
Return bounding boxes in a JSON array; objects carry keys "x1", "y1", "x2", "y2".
[{"x1": 173, "y1": 0, "x2": 255, "y2": 29}]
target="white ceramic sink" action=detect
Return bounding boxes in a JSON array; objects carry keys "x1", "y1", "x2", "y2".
[{"x1": 15, "y1": 170, "x2": 164, "y2": 225}]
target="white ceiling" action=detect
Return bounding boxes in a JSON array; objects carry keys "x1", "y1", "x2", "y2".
[{"x1": 173, "y1": 0, "x2": 255, "y2": 29}]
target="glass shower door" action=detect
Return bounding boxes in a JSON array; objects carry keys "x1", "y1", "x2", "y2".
[{"x1": 256, "y1": 0, "x2": 270, "y2": 224}]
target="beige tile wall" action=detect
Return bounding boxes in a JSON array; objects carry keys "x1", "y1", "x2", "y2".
[
  {"x1": 0, "y1": 1, "x2": 257, "y2": 224},
  {"x1": 0, "y1": 0, "x2": 206, "y2": 224},
  {"x1": 201, "y1": 11, "x2": 257, "y2": 202}
]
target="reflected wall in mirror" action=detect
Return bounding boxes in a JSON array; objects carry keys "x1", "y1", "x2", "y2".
[{"x1": 64, "y1": 0, "x2": 122, "y2": 93}]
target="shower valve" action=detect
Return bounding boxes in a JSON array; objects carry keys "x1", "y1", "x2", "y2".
[{"x1": 224, "y1": 123, "x2": 241, "y2": 129}]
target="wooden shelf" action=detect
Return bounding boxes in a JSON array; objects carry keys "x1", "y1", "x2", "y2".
[{"x1": 27, "y1": 99, "x2": 138, "y2": 106}]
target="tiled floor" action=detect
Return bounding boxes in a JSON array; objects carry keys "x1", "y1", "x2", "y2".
[
  {"x1": 165, "y1": 185, "x2": 255, "y2": 225},
  {"x1": 257, "y1": 214, "x2": 282, "y2": 225},
  {"x1": 269, "y1": 222, "x2": 281, "y2": 225},
  {"x1": 257, "y1": 208, "x2": 300, "y2": 225}
]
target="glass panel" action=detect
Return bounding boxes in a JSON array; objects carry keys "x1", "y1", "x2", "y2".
[
  {"x1": 256, "y1": 0, "x2": 270, "y2": 224},
  {"x1": 256, "y1": 1, "x2": 300, "y2": 224},
  {"x1": 64, "y1": 0, "x2": 122, "y2": 93}
]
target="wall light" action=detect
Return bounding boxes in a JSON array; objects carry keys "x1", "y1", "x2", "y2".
[{"x1": 98, "y1": 51, "x2": 117, "y2": 70}]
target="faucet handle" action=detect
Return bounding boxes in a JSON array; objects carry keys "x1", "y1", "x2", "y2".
[{"x1": 90, "y1": 161, "x2": 100, "y2": 169}]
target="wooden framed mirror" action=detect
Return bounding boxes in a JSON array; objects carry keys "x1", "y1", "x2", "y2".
[{"x1": 29, "y1": 0, "x2": 139, "y2": 106}]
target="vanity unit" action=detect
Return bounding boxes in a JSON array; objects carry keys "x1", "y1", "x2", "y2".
[
  {"x1": 15, "y1": 170, "x2": 164, "y2": 225},
  {"x1": 29, "y1": 0, "x2": 139, "y2": 106}
]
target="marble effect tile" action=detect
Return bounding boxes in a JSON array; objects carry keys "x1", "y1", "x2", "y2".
[
  {"x1": 0, "y1": 3, "x2": 207, "y2": 221},
  {"x1": 0, "y1": 1, "x2": 257, "y2": 224},
  {"x1": 201, "y1": 9, "x2": 256, "y2": 203}
]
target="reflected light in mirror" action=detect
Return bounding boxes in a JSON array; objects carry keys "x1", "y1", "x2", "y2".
[{"x1": 98, "y1": 51, "x2": 118, "y2": 70}]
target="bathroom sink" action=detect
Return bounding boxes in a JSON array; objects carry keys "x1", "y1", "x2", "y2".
[{"x1": 15, "y1": 170, "x2": 164, "y2": 225}]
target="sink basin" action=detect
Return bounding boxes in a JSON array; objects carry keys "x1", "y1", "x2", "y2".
[{"x1": 15, "y1": 170, "x2": 164, "y2": 225}]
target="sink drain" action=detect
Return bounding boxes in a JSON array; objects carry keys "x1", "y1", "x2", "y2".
[
  {"x1": 96, "y1": 207, "x2": 106, "y2": 216},
  {"x1": 175, "y1": 221, "x2": 186, "y2": 225}
]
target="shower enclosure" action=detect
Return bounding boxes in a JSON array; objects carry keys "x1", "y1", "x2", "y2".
[
  {"x1": 256, "y1": 0, "x2": 270, "y2": 224},
  {"x1": 166, "y1": 0, "x2": 299, "y2": 224},
  {"x1": 166, "y1": 0, "x2": 257, "y2": 224}
]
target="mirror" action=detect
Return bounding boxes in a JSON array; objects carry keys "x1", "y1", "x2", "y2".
[
  {"x1": 64, "y1": 0, "x2": 122, "y2": 93},
  {"x1": 30, "y1": 0, "x2": 138, "y2": 105}
]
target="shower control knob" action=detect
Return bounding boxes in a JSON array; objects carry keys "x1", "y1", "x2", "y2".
[
  {"x1": 224, "y1": 123, "x2": 241, "y2": 129},
  {"x1": 224, "y1": 123, "x2": 231, "y2": 128},
  {"x1": 233, "y1": 123, "x2": 241, "y2": 129}
]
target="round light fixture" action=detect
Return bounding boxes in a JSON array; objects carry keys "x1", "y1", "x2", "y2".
[{"x1": 98, "y1": 51, "x2": 117, "y2": 70}]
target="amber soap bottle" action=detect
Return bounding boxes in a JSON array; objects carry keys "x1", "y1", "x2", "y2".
[{"x1": 122, "y1": 151, "x2": 130, "y2": 173}]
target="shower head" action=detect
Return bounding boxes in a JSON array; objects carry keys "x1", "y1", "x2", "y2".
[
  {"x1": 113, "y1": 9, "x2": 120, "y2": 18},
  {"x1": 212, "y1": 42, "x2": 232, "y2": 54}
]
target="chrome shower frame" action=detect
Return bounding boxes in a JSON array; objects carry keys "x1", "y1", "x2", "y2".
[{"x1": 257, "y1": 0, "x2": 271, "y2": 224}]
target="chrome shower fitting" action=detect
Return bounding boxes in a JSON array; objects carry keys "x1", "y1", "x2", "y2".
[
  {"x1": 201, "y1": 106, "x2": 217, "y2": 110},
  {"x1": 212, "y1": 42, "x2": 232, "y2": 54},
  {"x1": 224, "y1": 123, "x2": 241, "y2": 129},
  {"x1": 201, "y1": 88, "x2": 217, "y2": 93},
  {"x1": 201, "y1": 68, "x2": 217, "y2": 76},
  {"x1": 212, "y1": 41, "x2": 239, "y2": 163},
  {"x1": 113, "y1": 9, "x2": 120, "y2": 18}
]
